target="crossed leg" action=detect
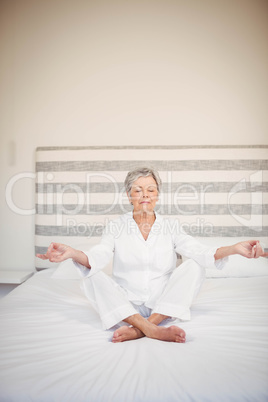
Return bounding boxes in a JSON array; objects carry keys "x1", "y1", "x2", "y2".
[
  {"x1": 112, "y1": 313, "x2": 186, "y2": 343},
  {"x1": 81, "y1": 260, "x2": 203, "y2": 343}
]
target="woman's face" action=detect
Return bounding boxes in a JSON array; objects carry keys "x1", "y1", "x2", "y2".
[{"x1": 127, "y1": 176, "x2": 158, "y2": 213}]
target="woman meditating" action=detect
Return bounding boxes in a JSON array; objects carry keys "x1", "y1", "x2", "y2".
[{"x1": 37, "y1": 167, "x2": 267, "y2": 343}]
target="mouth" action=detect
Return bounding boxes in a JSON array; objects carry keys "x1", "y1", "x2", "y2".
[{"x1": 140, "y1": 201, "x2": 150, "y2": 204}]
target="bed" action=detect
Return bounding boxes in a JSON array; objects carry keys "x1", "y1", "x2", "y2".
[{"x1": 0, "y1": 145, "x2": 268, "y2": 402}]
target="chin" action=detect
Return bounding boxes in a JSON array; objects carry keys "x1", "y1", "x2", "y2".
[{"x1": 141, "y1": 206, "x2": 154, "y2": 212}]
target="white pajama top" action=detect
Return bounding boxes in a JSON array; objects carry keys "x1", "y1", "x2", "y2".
[{"x1": 76, "y1": 212, "x2": 226, "y2": 305}]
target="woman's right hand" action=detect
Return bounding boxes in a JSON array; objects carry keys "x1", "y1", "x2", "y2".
[{"x1": 36, "y1": 243, "x2": 75, "y2": 263}]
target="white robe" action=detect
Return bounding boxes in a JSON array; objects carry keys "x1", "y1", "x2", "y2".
[{"x1": 75, "y1": 212, "x2": 227, "y2": 329}]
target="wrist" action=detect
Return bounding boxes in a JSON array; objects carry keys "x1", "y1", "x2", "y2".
[
  {"x1": 229, "y1": 244, "x2": 237, "y2": 256},
  {"x1": 72, "y1": 248, "x2": 82, "y2": 262},
  {"x1": 72, "y1": 249, "x2": 91, "y2": 269},
  {"x1": 215, "y1": 245, "x2": 236, "y2": 260},
  {"x1": 228, "y1": 243, "x2": 247, "y2": 259}
]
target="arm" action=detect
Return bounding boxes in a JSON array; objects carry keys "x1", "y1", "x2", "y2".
[
  {"x1": 37, "y1": 220, "x2": 117, "y2": 276},
  {"x1": 214, "y1": 240, "x2": 268, "y2": 261},
  {"x1": 173, "y1": 218, "x2": 267, "y2": 269},
  {"x1": 36, "y1": 243, "x2": 91, "y2": 269}
]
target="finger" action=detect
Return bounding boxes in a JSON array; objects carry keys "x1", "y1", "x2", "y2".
[
  {"x1": 251, "y1": 243, "x2": 257, "y2": 258},
  {"x1": 261, "y1": 252, "x2": 268, "y2": 258},
  {"x1": 49, "y1": 254, "x2": 65, "y2": 263},
  {"x1": 51, "y1": 243, "x2": 69, "y2": 254},
  {"x1": 48, "y1": 250, "x2": 60, "y2": 262},
  {"x1": 249, "y1": 245, "x2": 255, "y2": 258},
  {"x1": 255, "y1": 242, "x2": 263, "y2": 258},
  {"x1": 36, "y1": 254, "x2": 48, "y2": 260},
  {"x1": 48, "y1": 243, "x2": 54, "y2": 252},
  {"x1": 52, "y1": 243, "x2": 64, "y2": 250},
  {"x1": 248, "y1": 240, "x2": 258, "y2": 248},
  {"x1": 48, "y1": 254, "x2": 57, "y2": 262},
  {"x1": 45, "y1": 243, "x2": 54, "y2": 258}
]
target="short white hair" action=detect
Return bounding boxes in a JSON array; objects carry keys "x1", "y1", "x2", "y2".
[{"x1": 124, "y1": 166, "x2": 162, "y2": 194}]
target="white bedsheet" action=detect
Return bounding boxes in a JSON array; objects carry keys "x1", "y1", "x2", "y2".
[{"x1": 0, "y1": 269, "x2": 268, "y2": 402}]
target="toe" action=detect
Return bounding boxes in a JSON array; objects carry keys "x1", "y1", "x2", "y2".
[
  {"x1": 112, "y1": 331, "x2": 121, "y2": 342},
  {"x1": 112, "y1": 335, "x2": 122, "y2": 343},
  {"x1": 175, "y1": 337, "x2": 185, "y2": 343}
]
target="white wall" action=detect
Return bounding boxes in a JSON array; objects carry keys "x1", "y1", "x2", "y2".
[{"x1": 1, "y1": 0, "x2": 267, "y2": 270}]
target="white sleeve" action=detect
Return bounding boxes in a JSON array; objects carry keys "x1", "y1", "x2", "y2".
[
  {"x1": 74, "y1": 222, "x2": 115, "y2": 278},
  {"x1": 173, "y1": 226, "x2": 228, "y2": 270}
]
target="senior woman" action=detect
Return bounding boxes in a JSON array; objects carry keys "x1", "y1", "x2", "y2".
[{"x1": 37, "y1": 166, "x2": 267, "y2": 343}]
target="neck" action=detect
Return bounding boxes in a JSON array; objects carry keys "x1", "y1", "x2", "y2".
[{"x1": 133, "y1": 210, "x2": 155, "y2": 224}]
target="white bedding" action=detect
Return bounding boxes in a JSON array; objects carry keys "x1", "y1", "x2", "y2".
[{"x1": 0, "y1": 270, "x2": 268, "y2": 402}]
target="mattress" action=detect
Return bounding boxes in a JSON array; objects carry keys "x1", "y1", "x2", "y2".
[
  {"x1": 0, "y1": 269, "x2": 267, "y2": 402},
  {"x1": 2, "y1": 145, "x2": 267, "y2": 401}
]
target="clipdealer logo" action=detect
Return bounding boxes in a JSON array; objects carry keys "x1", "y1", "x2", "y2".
[
  {"x1": 5, "y1": 170, "x2": 264, "y2": 234},
  {"x1": 228, "y1": 170, "x2": 263, "y2": 232}
]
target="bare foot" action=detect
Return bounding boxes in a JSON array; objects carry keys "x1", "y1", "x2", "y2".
[
  {"x1": 112, "y1": 326, "x2": 144, "y2": 343},
  {"x1": 112, "y1": 324, "x2": 186, "y2": 343},
  {"x1": 149, "y1": 325, "x2": 186, "y2": 343}
]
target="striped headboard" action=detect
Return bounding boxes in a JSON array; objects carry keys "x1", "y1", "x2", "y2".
[{"x1": 35, "y1": 146, "x2": 268, "y2": 270}]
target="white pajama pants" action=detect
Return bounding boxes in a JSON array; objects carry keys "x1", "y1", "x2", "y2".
[{"x1": 81, "y1": 259, "x2": 205, "y2": 330}]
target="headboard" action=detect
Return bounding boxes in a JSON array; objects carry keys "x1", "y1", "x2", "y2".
[{"x1": 35, "y1": 146, "x2": 268, "y2": 270}]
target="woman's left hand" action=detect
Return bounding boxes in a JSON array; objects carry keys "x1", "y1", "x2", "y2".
[{"x1": 234, "y1": 240, "x2": 268, "y2": 259}]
